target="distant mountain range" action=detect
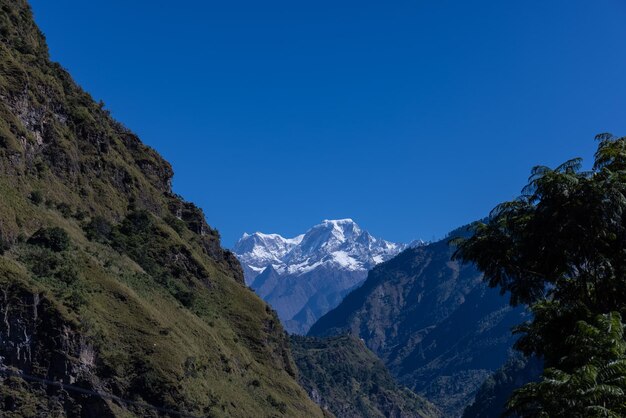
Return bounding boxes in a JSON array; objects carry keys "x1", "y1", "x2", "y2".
[
  {"x1": 233, "y1": 219, "x2": 422, "y2": 334},
  {"x1": 309, "y1": 227, "x2": 527, "y2": 417}
]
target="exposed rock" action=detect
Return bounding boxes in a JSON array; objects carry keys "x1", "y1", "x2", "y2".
[{"x1": 0, "y1": 281, "x2": 113, "y2": 416}]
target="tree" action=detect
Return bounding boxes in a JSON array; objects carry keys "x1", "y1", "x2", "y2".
[
  {"x1": 27, "y1": 226, "x2": 70, "y2": 252},
  {"x1": 453, "y1": 134, "x2": 626, "y2": 416},
  {"x1": 507, "y1": 313, "x2": 626, "y2": 418}
]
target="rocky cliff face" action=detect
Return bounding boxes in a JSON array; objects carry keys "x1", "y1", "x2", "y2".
[
  {"x1": 0, "y1": 265, "x2": 113, "y2": 416},
  {"x1": 234, "y1": 219, "x2": 412, "y2": 334},
  {"x1": 309, "y1": 230, "x2": 527, "y2": 417},
  {"x1": 0, "y1": 2, "x2": 325, "y2": 416}
]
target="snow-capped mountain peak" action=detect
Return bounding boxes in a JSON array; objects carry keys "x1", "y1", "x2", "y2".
[
  {"x1": 233, "y1": 219, "x2": 412, "y2": 284},
  {"x1": 233, "y1": 231, "x2": 303, "y2": 276},
  {"x1": 233, "y1": 219, "x2": 420, "y2": 334},
  {"x1": 289, "y1": 219, "x2": 362, "y2": 259}
]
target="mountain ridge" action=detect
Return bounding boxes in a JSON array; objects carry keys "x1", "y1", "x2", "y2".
[
  {"x1": 291, "y1": 334, "x2": 442, "y2": 418},
  {"x1": 0, "y1": 2, "x2": 328, "y2": 416},
  {"x1": 308, "y1": 229, "x2": 526, "y2": 417},
  {"x1": 234, "y1": 219, "x2": 420, "y2": 334},
  {"x1": 0, "y1": 3, "x2": 439, "y2": 416},
  {"x1": 234, "y1": 219, "x2": 413, "y2": 283}
]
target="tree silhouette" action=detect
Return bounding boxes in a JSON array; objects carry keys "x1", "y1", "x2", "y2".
[
  {"x1": 507, "y1": 313, "x2": 626, "y2": 418},
  {"x1": 453, "y1": 134, "x2": 626, "y2": 416}
]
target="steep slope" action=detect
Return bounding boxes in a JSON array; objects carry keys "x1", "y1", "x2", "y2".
[
  {"x1": 234, "y1": 219, "x2": 410, "y2": 334},
  {"x1": 462, "y1": 354, "x2": 542, "y2": 418},
  {"x1": 291, "y1": 335, "x2": 441, "y2": 418},
  {"x1": 309, "y1": 230, "x2": 527, "y2": 417},
  {"x1": 0, "y1": 2, "x2": 328, "y2": 417}
]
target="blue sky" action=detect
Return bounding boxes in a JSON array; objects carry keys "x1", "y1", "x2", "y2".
[{"x1": 30, "y1": 0, "x2": 626, "y2": 246}]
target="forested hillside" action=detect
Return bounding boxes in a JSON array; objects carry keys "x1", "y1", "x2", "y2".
[
  {"x1": 291, "y1": 335, "x2": 440, "y2": 418},
  {"x1": 309, "y1": 232, "x2": 526, "y2": 416},
  {"x1": 462, "y1": 354, "x2": 542, "y2": 418}
]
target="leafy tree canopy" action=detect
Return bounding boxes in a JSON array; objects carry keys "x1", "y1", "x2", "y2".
[
  {"x1": 454, "y1": 134, "x2": 626, "y2": 416},
  {"x1": 507, "y1": 312, "x2": 626, "y2": 418}
]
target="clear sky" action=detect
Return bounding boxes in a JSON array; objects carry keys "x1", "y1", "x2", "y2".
[{"x1": 29, "y1": 0, "x2": 626, "y2": 247}]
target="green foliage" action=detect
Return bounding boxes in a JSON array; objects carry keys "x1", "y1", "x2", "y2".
[
  {"x1": 27, "y1": 227, "x2": 70, "y2": 252},
  {"x1": 507, "y1": 313, "x2": 626, "y2": 418},
  {"x1": 164, "y1": 214, "x2": 186, "y2": 235},
  {"x1": 55, "y1": 202, "x2": 72, "y2": 218},
  {"x1": 462, "y1": 353, "x2": 542, "y2": 418},
  {"x1": 454, "y1": 134, "x2": 626, "y2": 416},
  {"x1": 266, "y1": 394, "x2": 288, "y2": 414},
  {"x1": 16, "y1": 243, "x2": 86, "y2": 311},
  {"x1": 29, "y1": 190, "x2": 43, "y2": 205},
  {"x1": 109, "y1": 210, "x2": 203, "y2": 308},
  {"x1": 291, "y1": 334, "x2": 441, "y2": 418},
  {"x1": 83, "y1": 216, "x2": 112, "y2": 242},
  {"x1": 455, "y1": 134, "x2": 626, "y2": 312},
  {"x1": 0, "y1": 1, "x2": 328, "y2": 416}
]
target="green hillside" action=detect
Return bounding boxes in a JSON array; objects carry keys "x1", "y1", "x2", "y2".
[
  {"x1": 309, "y1": 234, "x2": 525, "y2": 417},
  {"x1": 0, "y1": 1, "x2": 329, "y2": 416},
  {"x1": 462, "y1": 354, "x2": 542, "y2": 418},
  {"x1": 291, "y1": 335, "x2": 441, "y2": 418}
]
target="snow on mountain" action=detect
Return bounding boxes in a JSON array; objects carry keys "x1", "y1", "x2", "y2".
[
  {"x1": 233, "y1": 232, "x2": 304, "y2": 281},
  {"x1": 233, "y1": 219, "x2": 418, "y2": 334},
  {"x1": 234, "y1": 219, "x2": 408, "y2": 284}
]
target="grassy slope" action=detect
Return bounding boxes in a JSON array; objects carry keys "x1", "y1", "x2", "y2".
[
  {"x1": 0, "y1": 2, "x2": 327, "y2": 417},
  {"x1": 292, "y1": 335, "x2": 441, "y2": 418}
]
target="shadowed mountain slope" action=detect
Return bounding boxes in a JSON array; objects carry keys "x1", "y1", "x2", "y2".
[
  {"x1": 309, "y1": 231, "x2": 527, "y2": 417},
  {"x1": 462, "y1": 354, "x2": 542, "y2": 418},
  {"x1": 291, "y1": 334, "x2": 441, "y2": 418}
]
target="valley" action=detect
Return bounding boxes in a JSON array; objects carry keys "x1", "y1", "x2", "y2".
[{"x1": 1, "y1": 1, "x2": 624, "y2": 417}]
